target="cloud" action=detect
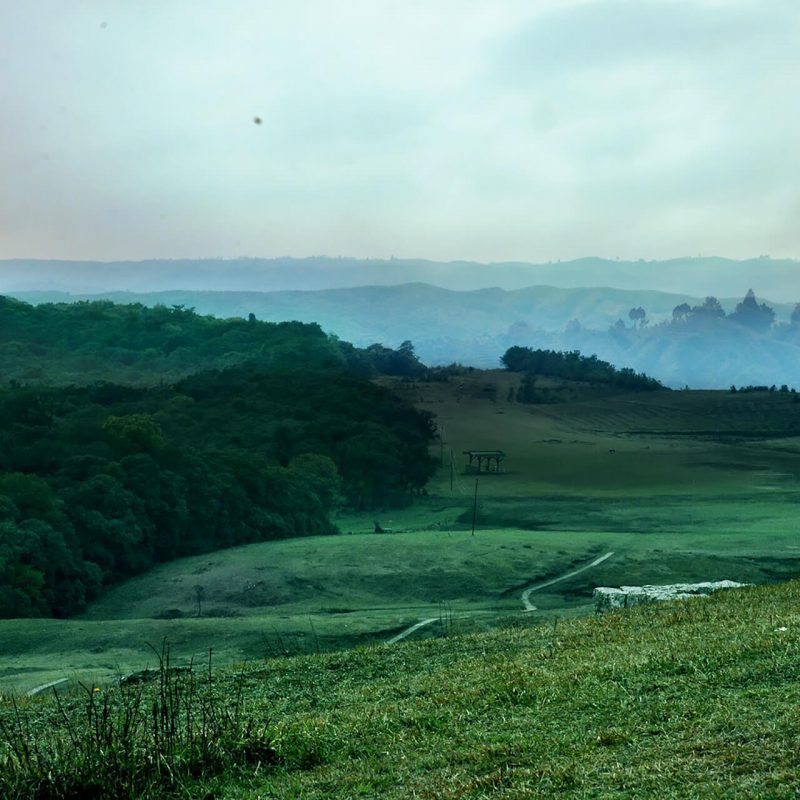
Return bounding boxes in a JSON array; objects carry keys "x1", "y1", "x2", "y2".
[
  {"x1": 0, "y1": 0, "x2": 798, "y2": 263},
  {"x1": 494, "y1": 0, "x2": 798, "y2": 78}
]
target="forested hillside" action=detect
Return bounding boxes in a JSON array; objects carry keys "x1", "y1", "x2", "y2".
[
  {"x1": 0, "y1": 299, "x2": 436, "y2": 618},
  {"x1": 0, "y1": 295, "x2": 345, "y2": 385}
]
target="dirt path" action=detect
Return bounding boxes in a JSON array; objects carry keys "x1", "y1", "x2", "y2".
[
  {"x1": 522, "y1": 552, "x2": 615, "y2": 611},
  {"x1": 386, "y1": 617, "x2": 438, "y2": 644},
  {"x1": 386, "y1": 551, "x2": 615, "y2": 644},
  {"x1": 25, "y1": 677, "x2": 68, "y2": 697}
]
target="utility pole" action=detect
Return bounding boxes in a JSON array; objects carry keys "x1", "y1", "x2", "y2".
[
  {"x1": 471, "y1": 478, "x2": 479, "y2": 536},
  {"x1": 450, "y1": 449, "x2": 454, "y2": 493}
]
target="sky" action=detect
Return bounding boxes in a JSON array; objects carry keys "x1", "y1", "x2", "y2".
[{"x1": 1, "y1": 0, "x2": 799, "y2": 263}]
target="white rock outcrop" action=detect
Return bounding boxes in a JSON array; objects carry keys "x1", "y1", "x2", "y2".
[{"x1": 593, "y1": 580, "x2": 749, "y2": 613}]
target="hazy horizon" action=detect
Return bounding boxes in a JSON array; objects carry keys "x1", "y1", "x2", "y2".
[
  {"x1": 1, "y1": 254, "x2": 798, "y2": 301},
  {"x1": 3, "y1": 1, "x2": 800, "y2": 263}
]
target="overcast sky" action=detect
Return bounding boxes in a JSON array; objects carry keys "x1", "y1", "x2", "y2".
[{"x1": 1, "y1": 0, "x2": 798, "y2": 263}]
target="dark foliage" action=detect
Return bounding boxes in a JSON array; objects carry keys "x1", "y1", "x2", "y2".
[
  {"x1": 726, "y1": 289, "x2": 776, "y2": 333},
  {"x1": 362, "y1": 340, "x2": 426, "y2": 377},
  {"x1": 0, "y1": 296, "x2": 342, "y2": 385},
  {"x1": 500, "y1": 346, "x2": 664, "y2": 392},
  {"x1": 670, "y1": 291, "x2": 777, "y2": 332}
]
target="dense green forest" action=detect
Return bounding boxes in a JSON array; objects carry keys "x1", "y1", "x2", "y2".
[
  {"x1": 0, "y1": 298, "x2": 436, "y2": 618},
  {"x1": 0, "y1": 295, "x2": 347, "y2": 384}
]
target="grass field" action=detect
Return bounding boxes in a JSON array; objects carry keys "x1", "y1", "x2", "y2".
[
  {"x1": 2, "y1": 373, "x2": 800, "y2": 693},
  {"x1": 5, "y1": 580, "x2": 800, "y2": 798}
]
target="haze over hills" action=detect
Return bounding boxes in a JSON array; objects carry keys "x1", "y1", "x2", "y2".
[
  {"x1": 10, "y1": 282, "x2": 800, "y2": 389},
  {"x1": 13, "y1": 283, "x2": 797, "y2": 333},
  {"x1": 2, "y1": 255, "x2": 799, "y2": 298},
  {"x1": 6, "y1": 284, "x2": 714, "y2": 337}
]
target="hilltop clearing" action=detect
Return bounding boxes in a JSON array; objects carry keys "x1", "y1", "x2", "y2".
[{"x1": 391, "y1": 369, "x2": 800, "y2": 496}]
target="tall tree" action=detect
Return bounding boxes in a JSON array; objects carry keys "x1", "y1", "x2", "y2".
[
  {"x1": 729, "y1": 289, "x2": 775, "y2": 333},
  {"x1": 628, "y1": 307, "x2": 647, "y2": 328},
  {"x1": 672, "y1": 302, "x2": 691, "y2": 322}
]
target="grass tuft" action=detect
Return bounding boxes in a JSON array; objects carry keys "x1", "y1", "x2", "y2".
[{"x1": 0, "y1": 643, "x2": 278, "y2": 799}]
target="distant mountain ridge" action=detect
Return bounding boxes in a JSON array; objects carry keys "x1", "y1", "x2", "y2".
[
  {"x1": 12, "y1": 283, "x2": 796, "y2": 340},
  {"x1": 2, "y1": 255, "x2": 799, "y2": 298}
]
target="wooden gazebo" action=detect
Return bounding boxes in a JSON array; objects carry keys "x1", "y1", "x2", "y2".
[{"x1": 463, "y1": 450, "x2": 506, "y2": 473}]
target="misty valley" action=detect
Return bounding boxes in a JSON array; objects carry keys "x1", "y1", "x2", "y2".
[{"x1": 10, "y1": 258, "x2": 800, "y2": 390}]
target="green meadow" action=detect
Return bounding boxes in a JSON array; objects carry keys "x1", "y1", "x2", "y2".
[
  {"x1": 2, "y1": 373, "x2": 799, "y2": 694},
  {"x1": 2, "y1": 372, "x2": 800, "y2": 799}
]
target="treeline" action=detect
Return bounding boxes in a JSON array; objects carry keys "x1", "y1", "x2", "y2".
[
  {"x1": 501, "y1": 346, "x2": 664, "y2": 392},
  {"x1": 731, "y1": 384, "x2": 798, "y2": 396},
  {"x1": 0, "y1": 295, "x2": 345, "y2": 385},
  {"x1": 0, "y1": 294, "x2": 435, "y2": 384},
  {"x1": 0, "y1": 299, "x2": 437, "y2": 618},
  {"x1": 667, "y1": 289, "x2": 792, "y2": 333},
  {"x1": 611, "y1": 289, "x2": 800, "y2": 336}
]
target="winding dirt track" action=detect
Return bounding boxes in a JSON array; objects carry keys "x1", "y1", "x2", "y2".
[
  {"x1": 386, "y1": 617, "x2": 438, "y2": 644},
  {"x1": 521, "y1": 552, "x2": 615, "y2": 611},
  {"x1": 26, "y1": 678, "x2": 68, "y2": 697},
  {"x1": 386, "y1": 551, "x2": 616, "y2": 644}
]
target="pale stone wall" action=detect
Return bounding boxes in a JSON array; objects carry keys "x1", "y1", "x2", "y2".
[{"x1": 593, "y1": 580, "x2": 749, "y2": 613}]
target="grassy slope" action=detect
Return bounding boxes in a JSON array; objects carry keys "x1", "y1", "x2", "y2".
[
  {"x1": 3, "y1": 373, "x2": 800, "y2": 692},
  {"x1": 6, "y1": 580, "x2": 800, "y2": 798},
  {"x1": 0, "y1": 529, "x2": 628, "y2": 690},
  {"x1": 5, "y1": 521, "x2": 798, "y2": 693},
  {"x1": 408, "y1": 372, "x2": 800, "y2": 496},
  {"x1": 221, "y1": 580, "x2": 800, "y2": 799}
]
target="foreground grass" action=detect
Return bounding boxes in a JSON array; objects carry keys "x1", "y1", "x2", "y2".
[{"x1": 3, "y1": 581, "x2": 800, "y2": 798}]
